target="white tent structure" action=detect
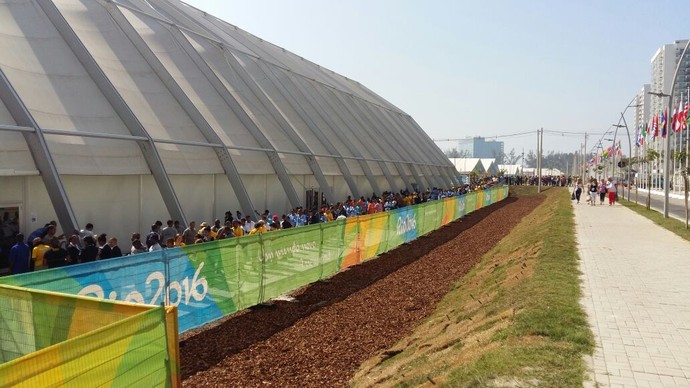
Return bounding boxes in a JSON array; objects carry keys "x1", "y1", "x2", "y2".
[
  {"x1": 498, "y1": 164, "x2": 523, "y2": 176},
  {"x1": 0, "y1": 0, "x2": 458, "y2": 241},
  {"x1": 479, "y1": 159, "x2": 498, "y2": 176},
  {"x1": 449, "y1": 158, "x2": 485, "y2": 175}
]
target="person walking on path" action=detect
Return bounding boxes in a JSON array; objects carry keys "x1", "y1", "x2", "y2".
[
  {"x1": 598, "y1": 179, "x2": 607, "y2": 205},
  {"x1": 588, "y1": 178, "x2": 598, "y2": 206},
  {"x1": 574, "y1": 178, "x2": 583, "y2": 204},
  {"x1": 606, "y1": 177, "x2": 617, "y2": 205}
]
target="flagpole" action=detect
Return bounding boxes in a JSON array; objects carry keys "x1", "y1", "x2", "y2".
[
  {"x1": 680, "y1": 86, "x2": 690, "y2": 174},
  {"x1": 663, "y1": 39, "x2": 690, "y2": 217}
]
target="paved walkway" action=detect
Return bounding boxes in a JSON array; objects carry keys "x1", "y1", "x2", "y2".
[{"x1": 574, "y1": 200, "x2": 690, "y2": 387}]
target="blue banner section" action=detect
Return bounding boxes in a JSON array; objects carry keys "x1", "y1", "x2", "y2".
[{"x1": 394, "y1": 207, "x2": 418, "y2": 243}]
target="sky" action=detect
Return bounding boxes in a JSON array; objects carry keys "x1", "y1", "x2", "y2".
[{"x1": 184, "y1": 0, "x2": 689, "y2": 156}]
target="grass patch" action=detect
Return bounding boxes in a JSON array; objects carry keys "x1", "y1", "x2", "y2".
[
  {"x1": 618, "y1": 198, "x2": 690, "y2": 242},
  {"x1": 350, "y1": 186, "x2": 594, "y2": 387}
]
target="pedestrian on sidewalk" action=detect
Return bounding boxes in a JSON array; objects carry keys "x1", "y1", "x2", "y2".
[
  {"x1": 574, "y1": 178, "x2": 583, "y2": 204},
  {"x1": 588, "y1": 178, "x2": 598, "y2": 206},
  {"x1": 598, "y1": 179, "x2": 607, "y2": 205},
  {"x1": 606, "y1": 177, "x2": 617, "y2": 205}
]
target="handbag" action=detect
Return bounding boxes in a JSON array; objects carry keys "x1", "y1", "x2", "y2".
[{"x1": 571, "y1": 192, "x2": 575, "y2": 200}]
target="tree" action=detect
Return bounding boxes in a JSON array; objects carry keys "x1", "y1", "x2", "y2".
[
  {"x1": 673, "y1": 150, "x2": 689, "y2": 228},
  {"x1": 503, "y1": 148, "x2": 522, "y2": 165},
  {"x1": 491, "y1": 149, "x2": 505, "y2": 164},
  {"x1": 643, "y1": 149, "x2": 660, "y2": 210},
  {"x1": 524, "y1": 150, "x2": 537, "y2": 168},
  {"x1": 444, "y1": 148, "x2": 471, "y2": 158},
  {"x1": 445, "y1": 148, "x2": 460, "y2": 158}
]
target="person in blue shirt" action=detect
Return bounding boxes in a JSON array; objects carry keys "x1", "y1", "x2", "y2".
[{"x1": 9, "y1": 233, "x2": 30, "y2": 274}]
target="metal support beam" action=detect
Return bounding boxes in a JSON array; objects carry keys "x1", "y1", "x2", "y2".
[
  {"x1": 324, "y1": 91, "x2": 415, "y2": 192},
  {"x1": 0, "y1": 68, "x2": 79, "y2": 234},
  {"x1": 255, "y1": 61, "x2": 362, "y2": 199},
  {"x1": 381, "y1": 111, "x2": 446, "y2": 189},
  {"x1": 307, "y1": 82, "x2": 398, "y2": 194},
  {"x1": 146, "y1": 0, "x2": 301, "y2": 208},
  {"x1": 331, "y1": 92, "x2": 418, "y2": 192},
  {"x1": 287, "y1": 76, "x2": 384, "y2": 196},
  {"x1": 221, "y1": 49, "x2": 334, "y2": 204},
  {"x1": 380, "y1": 111, "x2": 449, "y2": 189},
  {"x1": 35, "y1": 0, "x2": 187, "y2": 225},
  {"x1": 103, "y1": 2, "x2": 256, "y2": 219},
  {"x1": 389, "y1": 112, "x2": 456, "y2": 187},
  {"x1": 165, "y1": 28, "x2": 301, "y2": 209}
]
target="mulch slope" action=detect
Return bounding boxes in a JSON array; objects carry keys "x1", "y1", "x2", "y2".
[{"x1": 181, "y1": 194, "x2": 543, "y2": 387}]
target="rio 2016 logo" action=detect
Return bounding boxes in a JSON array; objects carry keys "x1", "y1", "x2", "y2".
[
  {"x1": 77, "y1": 262, "x2": 208, "y2": 307},
  {"x1": 396, "y1": 213, "x2": 417, "y2": 236}
]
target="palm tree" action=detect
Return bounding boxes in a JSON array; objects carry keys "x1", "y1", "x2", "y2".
[
  {"x1": 644, "y1": 149, "x2": 661, "y2": 210},
  {"x1": 673, "y1": 150, "x2": 689, "y2": 228}
]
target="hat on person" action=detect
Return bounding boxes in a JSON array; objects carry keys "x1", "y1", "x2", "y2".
[{"x1": 199, "y1": 222, "x2": 209, "y2": 227}]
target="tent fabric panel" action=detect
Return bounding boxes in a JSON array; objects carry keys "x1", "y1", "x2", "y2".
[
  {"x1": 297, "y1": 79, "x2": 378, "y2": 161},
  {"x1": 154, "y1": 143, "x2": 222, "y2": 175},
  {"x1": 121, "y1": 9, "x2": 261, "y2": 152},
  {"x1": 0, "y1": 132, "x2": 36, "y2": 174},
  {"x1": 44, "y1": 135, "x2": 149, "y2": 175},
  {"x1": 239, "y1": 55, "x2": 331, "y2": 157},
  {"x1": 185, "y1": 35, "x2": 311, "y2": 175},
  {"x1": 182, "y1": 33, "x2": 271, "y2": 150},
  {"x1": 57, "y1": 0, "x2": 208, "y2": 144},
  {"x1": 0, "y1": 1, "x2": 134, "y2": 137},
  {"x1": 270, "y1": 67, "x2": 358, "y2": 159}
]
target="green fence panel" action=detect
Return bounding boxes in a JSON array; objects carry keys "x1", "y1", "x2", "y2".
[{"x1": 465, "y1": 191, "x2": 478, "y2": 214}]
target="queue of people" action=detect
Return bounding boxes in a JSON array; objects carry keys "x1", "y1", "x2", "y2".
[{"x1": 7, "y1": 178, "x2": 505, "y2": 276}]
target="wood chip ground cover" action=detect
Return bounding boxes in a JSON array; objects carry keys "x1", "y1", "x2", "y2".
[{"x1": 180, "y1": 194, "x2": 543, "y2": 387}]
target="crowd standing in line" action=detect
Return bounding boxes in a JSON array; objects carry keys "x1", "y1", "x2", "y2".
[{"x1": 7, "y1": 177, "x2": 506, "y2": 276}]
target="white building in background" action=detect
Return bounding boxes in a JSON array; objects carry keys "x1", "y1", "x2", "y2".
[
  {"x1": 642, "y1": 39, "x2": 690, "y2": 191},
  {"x1": 633, "y1": 84, "x2": 651, "y2": 135},
  {"x1": 649, "y1": 40, "x2": 690, "y2": 116}
]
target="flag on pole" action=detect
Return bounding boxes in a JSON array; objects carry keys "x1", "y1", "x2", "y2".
[
  {"x1": 616, "y1": 140, "x2": 622, "y2": 156},
  {"x1": 652, "y1": 114, "x2": 659, "y2": 138},
  {"x1": 680, "y1": 96, "x2": 690, "y2": 131},
  {"x1": 674, "y1": 95, "x2": 684, "y2": 133},
  {"x1": 640, "y1": 123, "x2": 647, "y2": 146},
  {"x1": 661, "y1": 109, "x2": 667, "y2": 138}
]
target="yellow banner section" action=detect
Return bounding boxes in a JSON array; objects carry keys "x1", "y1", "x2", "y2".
[{"x1": 0, "y1": 285, "x2": 179, "y2": 387}]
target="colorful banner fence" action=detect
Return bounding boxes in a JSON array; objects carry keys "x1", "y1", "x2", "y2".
[
  {"x1": 0, "y1": 186, "x2": 508, "y2": 335},
  {"x1": 0, "y1": 284, "x2": 179, "y2": 387}
]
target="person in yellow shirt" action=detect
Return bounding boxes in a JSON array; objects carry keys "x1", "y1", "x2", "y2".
[
  {"x1": 31, "y1": 237, "x2": 50, "y2": 271},
  {"x1": 231, "y1": 220, "x2": 245, "y2": 237},
  {"x1": 174, "y1": 234, "x2": 186, "y2": 247},
  {"x1": 248, "y1": 220, "x2": 267, "y2": 235}
]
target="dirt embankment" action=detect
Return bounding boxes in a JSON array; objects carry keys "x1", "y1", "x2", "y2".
[{"x1": 181, "y1": 194, "x2": 543, "y2": 387}]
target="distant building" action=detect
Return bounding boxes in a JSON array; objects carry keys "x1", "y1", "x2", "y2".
[
  {"x1": 633, "y1": 84, "x2": 651, "y2": 134},
  {"x1": 456, "y1": 137, "x2": 504, "y2": 161},
  {"x1": 649, "y1": 40, "x2": 690, "y2": 116}
]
